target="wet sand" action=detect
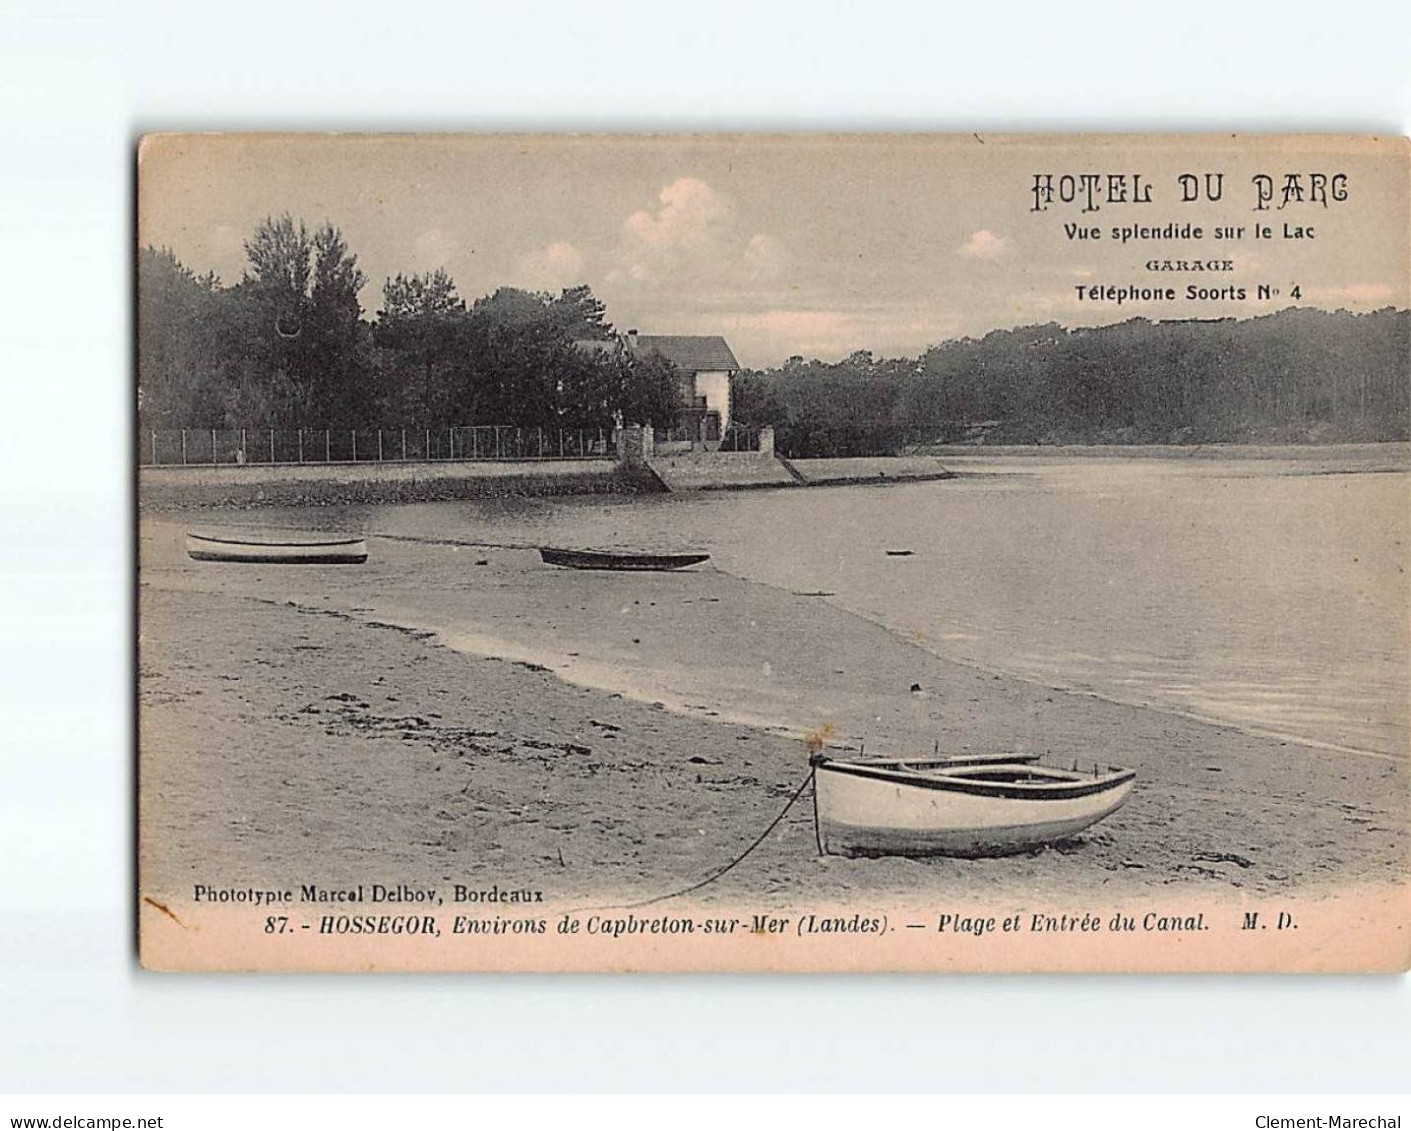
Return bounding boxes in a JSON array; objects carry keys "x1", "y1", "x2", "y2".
[{"x1": 138, "y1": 519, "x2": 1408, "y2": 907}]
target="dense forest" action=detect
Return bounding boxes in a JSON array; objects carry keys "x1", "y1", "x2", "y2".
[
  {"x1": 732, "y1": 309, "x2": 1409, "y2": 455},
  {"x1": 137, "y1": 216, "x2": 682, "y2": 434},
  {"x1": 140, "y1": 214, "x2": 1409, "y2": 455}
]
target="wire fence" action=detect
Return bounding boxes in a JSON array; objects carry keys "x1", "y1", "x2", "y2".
[{"x1": 140, "y1": 426, "x2": 617, "y2": 467}]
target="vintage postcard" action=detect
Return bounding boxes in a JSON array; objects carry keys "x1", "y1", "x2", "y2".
[{"x1": 136, "y1": 134, "x2": 1409, "y2": 972}]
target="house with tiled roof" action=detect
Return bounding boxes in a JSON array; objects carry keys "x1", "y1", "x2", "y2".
[{"x1": 574, "y1": 330, "x2": 740, "y2": 446}]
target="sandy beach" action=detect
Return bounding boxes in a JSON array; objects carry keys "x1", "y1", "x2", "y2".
[{"x1": 138, "y1": 515, "x2": 1408, "y2": 910}]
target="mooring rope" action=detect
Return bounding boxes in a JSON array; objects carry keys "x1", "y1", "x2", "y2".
[{"x1": 565, "y1": 766, "x2": 817, "y2": 914}]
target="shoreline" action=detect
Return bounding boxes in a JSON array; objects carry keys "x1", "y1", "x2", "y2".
[
  {"x1": 917, "y1": 440, "x2": 1410, "y2": 465},
  {"x1": 365, "y1": 530, "x2": 1403, "y2": 764},
  {"x1": 139, "y1": 442, "x2": 1409, "y2": 511},
  {"x1": 139, "y1": 519, "x2": 1409, "y2": 905},
  {"x1": 138, "y1": 459, "x2": 658, "y2": 510},
  {"x1": 137, "y1": 454, "x2": 960, "y2": 509}
]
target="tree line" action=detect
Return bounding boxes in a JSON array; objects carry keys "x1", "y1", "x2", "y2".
[
  {"x1": 730, "y1": 308, "x2": 1409, "y2": 456},
  {"x1": 141, "y1": 214, "x2": 1409, "y2": 453},
  {"x1": 137, "y1": 215, "x2": 682, "y2": 433}
]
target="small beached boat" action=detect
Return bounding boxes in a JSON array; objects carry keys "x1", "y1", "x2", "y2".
[
  {"x1": 186, "y1": 532, "x2": 368, "y2": 565},
  {"x1": 539, "y1": 547, "x2": 710, "y2": 571},
  {"x1": 811, "y1": 752, "x2": 1135, "y2": 858}
]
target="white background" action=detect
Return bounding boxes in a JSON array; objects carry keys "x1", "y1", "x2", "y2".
[{"x1": 1, "y1": 0, "x2": 1407, "y2": 1095}]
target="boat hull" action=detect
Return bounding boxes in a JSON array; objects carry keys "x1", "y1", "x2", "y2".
[
  {"x1": 813, "y1": 759, "x2": 1135, "y2": 858},
  {"x1": 539, "y1": 547, "x2": 709, "y2": 571},
  {"x1": 186, "y1": 533, "x2": 368, "y2": 565}
]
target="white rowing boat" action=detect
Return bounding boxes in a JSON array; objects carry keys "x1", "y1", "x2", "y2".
[
  {"x1": 186, "y1": 531, "x2": 368, "y2": 565},
  {"x1": 811, "y1": 753, "x2": 1135, "y2": 858}
]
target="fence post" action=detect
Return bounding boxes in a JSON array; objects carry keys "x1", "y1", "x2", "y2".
[
  {"x1": 240, "y1": 428, "x2": 246, "y2": 462},
  {"x1": 426, "y1": 428, "x2": 430, "y2": 460},
  {"x1": 559, "y1": 429, "x2": 564, "y2": 458},
  {"x1": 180, "y1": 429, "x2": 187, "y2": 465},
  {"x1": 270, "y1": 429, "x2": 275, "y2": 463},
  {"x1": 211, "y1": 429, "x2": 216, "y2": 465},
  {"x1": 352, "y1": 429, "x2": 357, "y2": 462},
  {"x1": 450, "y1": 428, "x2": 456, "y2": 460},
  {"x1": 150, "y1": 431, "x2": 156, "y2": 466},
  {"x1": 298, "y1": 429, "x2": 303, "y2": 463},
  {"x1": 325, "y1": 429, "x2": 330, "y2": 462},
  {"x1": 471, "y1": 427, "x2": 478, "y2": 459},
  {"x1": 538, "y1": 427, "x2": 544, "y2": 458},
  {"x1": 401, "y1": 428, "x2": 406, "y2": 461}
]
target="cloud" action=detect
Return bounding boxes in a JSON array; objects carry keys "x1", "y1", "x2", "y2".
[
  {"x1": 623, "y1": 177, "x2": 726, "y2": 252},
  {"x1": 613, "y1": 177, "x2": 740, "y2": 285},
  {"x1": 413, "y1": 228, "x2": 461, "y2": 270},
  {"x1": 742, "y1": 232, "x2": 786, "y2": 279},
  {"x1": 611, "y1": 180, "x2": 794, "y2": 298},
  {"x1": 957, "y1": 229, "x2": 1009, "y2": 260},
  {"x1": 1228, "y1": 250, "x2": 1261, "y2": 273},
  {"x1": 1304, "y1": 282, "x2": 1398, "y2": 307},
  {"x1": 737, "y1": 309, "x2": 852, "y2": 346},
  {"x1": 515, "y1": 241, "x2": 586, "y2": 289},
  {"x1": 723, "y1": 306, "x2": 953, "y2": 363}
]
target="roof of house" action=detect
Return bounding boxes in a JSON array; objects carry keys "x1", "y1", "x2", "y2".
[
  {"x1": 572, "y1": 333, "x2": 740, "y2": 373},
  {"x1": 631, "y1": 334, "x2": 739, "y2": 372}
]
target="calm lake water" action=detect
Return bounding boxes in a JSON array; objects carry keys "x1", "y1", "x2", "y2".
[{"x1": 225, "y1": 453, "x2": 1411, "y2": 759}]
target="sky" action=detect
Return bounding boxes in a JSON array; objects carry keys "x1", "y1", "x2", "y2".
[{"x1": 139, "y1": 134, "x2": 1409, "y2": 368}]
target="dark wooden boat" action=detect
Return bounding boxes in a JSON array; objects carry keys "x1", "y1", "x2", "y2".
[
  {"x1": 539, "y1": 547, "x2": 710, "y2": 571},
  {"x1": 187, "y1": 532, "x2": 368, "y2": 565}
]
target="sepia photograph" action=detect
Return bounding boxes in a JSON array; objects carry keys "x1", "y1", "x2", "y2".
[
  {"x1": 7, "y1": 0, "x2": 1411, "y2": 1111},
  {"x1": 134, "y1": 133, "x2": 1409, "y2": 973}
]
